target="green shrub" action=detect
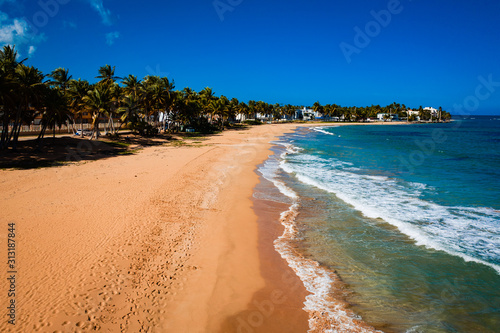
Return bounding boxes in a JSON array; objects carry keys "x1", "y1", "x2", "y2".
[
  {"x1": 243, "y1": 120, "x2": 262, "y2": 125},
  {"x1": 130, "y1": 121, "x2": 158, "y2": 137}
]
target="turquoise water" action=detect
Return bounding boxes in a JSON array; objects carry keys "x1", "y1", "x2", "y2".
[{"x1": 261, "y1": 117, "x2": 500, "y2": 332}]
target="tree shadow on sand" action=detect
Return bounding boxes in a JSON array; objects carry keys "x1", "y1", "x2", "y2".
[
  {"x1": 0, "y1": 135, "x2": 172, "y2": 170},
  {"x1": 0, "y1": 125, "x2": 253, "y2": 170}
]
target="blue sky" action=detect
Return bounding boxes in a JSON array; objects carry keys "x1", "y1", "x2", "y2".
[{"x1": 1, "y1": 0, "x2": 500, "y2": 114}]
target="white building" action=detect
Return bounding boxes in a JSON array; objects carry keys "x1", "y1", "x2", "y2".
[
  {"x1": 377, "y1": 113, "x2": 399, "y2": 121},
  {"x1": 406, "y1": 109, "x2": 420, "y2": 121},
  {"x1": 235, "y1": 112, "x2": 270, "y2": 122},
  {"x1": 295, "y1": 107, "x2": 322, "y2": 120},
  {"x1": 424, "y1": 107, "x2": 438, "y2": 117},
  {"x1": 235, "y1": 113, "x2": 247, "y2": 122},
  {"x1": 255, "y1": 112, "x2": 270, "y2": 121}
]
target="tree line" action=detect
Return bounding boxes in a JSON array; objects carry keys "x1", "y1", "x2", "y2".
[
  {"x1": 0, "y1": 45, "x2": 450, "y2": 151},
  {"x1": 311, "y1": 102, "x2": 451, "y2": 122}
]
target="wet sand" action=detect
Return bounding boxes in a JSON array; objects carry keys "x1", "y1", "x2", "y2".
[
  {"x1": 220, "y1": 174, "x2": 310, "y2": 332},
  {"x1": 0, "y1": 123, "x2": 309, "y2": 332}
]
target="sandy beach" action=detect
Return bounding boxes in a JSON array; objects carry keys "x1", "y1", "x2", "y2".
[
  {"x1": 1, "y1": 0, "x2": 484, "y2": 328},
  {"x1": 0, "y1": 123, "x2": 316, "y2": 332},
  {"x1": 0, "y1": 121, "x2": 416, "y2": 332}
]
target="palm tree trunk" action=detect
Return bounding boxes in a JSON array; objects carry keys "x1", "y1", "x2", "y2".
[
  {"x1": 96, "y1": 119, "x2": 100, "y2": 139},
  {"x1": 71, "y1": 118, "x2": 77, "y2": 134},
  {"x1": 37, "y1": 123, "x2": 47, "y2": 140},
  {"x1": 7, "y1": 122, "x2": 17, "y2": 147},
  {"x1": 80, "y1": 115, "x2": 84, "y2": 138},
  {"x1": 12, "y1": 122, "x2": 23, "y2": 149},
  {"x1": 111, "y1": 115, "x2": 116, "y2": 134},
  {"x1": 0, "y1": 124, "x2": 8, "y2": 150},
  {"x1": 0, "y1": 116, "x2": 9, "y2": 149},
  {"x1": 8, "y1": 108, "x2": 22, "y2": 146},
  {"x1": 106, "y1": 117, "x2": 110, "y2": 135},
  {"x1": 36, "y1": 122, "x2": 48, "y2": 150},
  {"x1": 91, "y1": 113, "x2": 100, "y2": 140}
]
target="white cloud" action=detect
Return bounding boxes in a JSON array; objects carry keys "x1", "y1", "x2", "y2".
[
  {"x1": 105, "y1": 31, "x2": 119, "y2": 46},
  {"x1": 0, "y1": 11, "x2": 45, "y2": 57},
  {"x1": 88, "y1": 0, "x2": 113, "y2": 26}
]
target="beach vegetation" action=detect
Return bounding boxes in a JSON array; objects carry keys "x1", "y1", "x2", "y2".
[
  {"x1": 0, "y1": 44, "x2": 452, "y2": 152},
  {"x1": 243, "y1": 120, "x2": 263, "y2": 125}
]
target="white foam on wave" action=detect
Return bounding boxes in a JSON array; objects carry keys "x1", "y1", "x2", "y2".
[
  {"x1": 258, "y1": 148, "x2": 298, "y2": 200},
  {"x1": 258, "y1": 146, "x2": 381, "y2": 333},
  {"x1": 281, "y1": 153, "x2": 500, "y2": 275},
  {"x1": 313, "y1": 126, "x2": 338, "y2": 136}
]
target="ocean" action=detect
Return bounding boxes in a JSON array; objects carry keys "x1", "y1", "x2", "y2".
[{"x1": 257, "y1": 116, "x2": 500, "y2": 332}]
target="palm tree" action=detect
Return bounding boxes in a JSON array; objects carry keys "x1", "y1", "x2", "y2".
[
  {"x1": 284, "y1": 104, "x2": 296, "y2": 120},
  {"x1": 0, "y1": 45, "x2": 27, "y2": 149},
  {"x1": 161, "y1": 76, "x2": 175, "y2": 93},
  {"x1": 47, "y1": 68, "x2": 73, "y2": 131},
  {"x1": 209, "y1": 97, "x2": 228, "y2": 130},
  {"x1": 236, "y1": 102, "x2": 249, "y2": 122},
  {"x1": 418, "y1": 106, "x2": 429, "y2": 122},
  {"x1": 96, "y1": 65, "x2": 121, "y2": 86},
  {"x1": 47, "y1": 68, "x2": 72, "y2": 91},
  {"x1": 199, "y1": 87, "x2": 215, "y2": 122},
  {"x1": 219, "y1": 95, "x2": 232, "y2": 127},
  {"x1": 158, "y1": 77, "x2": 174, "y2": 131},
  {"x1": 140, "y1": 76, "x2": 163, "y2": 126},
  {"x1": 67, "y1": 79, "x2": 90, "y2": 136},
  {"x1": 37, "y1": 86, "x2": 70, "y2": 144},
  {"x1": 83, "y1": 84, "x2": 111, "y2": 139},
  {"x1": 122, "y1": 74, "x2": 142, "y2": 99},
  {"x1": 200, "y1": 87, "x2": 215, "y2": 104},
  {"x1": 342, "y1": 107, "x2": 352, "y2": 122},
  {"x1": 168, "y1": 91, "x2": 184, "y2": 132},
  {"x1": 0, "y1": 45, "x2": 25, "y2": 75},
  {"x1": 107, "y1": 83, "x2": 122, "y2": 134},
  {"x1": 10, "y1": 64, "x2": 45, "y2": 148},
  {"x1": 228, "y1": 98, "x2": 239, "y2": 122},
  {"x1": 312, "y1": 101, "x2": 321, "y2": 112},
  {"x1": 149, "y1": 82, "x2": 167, "y2": 129},
  {"x1": 246, "y1": 100, "x2": 256, "y2": 120},
  {"x1": 117, "y1": 94, "x2": 141, "y2": 130}
]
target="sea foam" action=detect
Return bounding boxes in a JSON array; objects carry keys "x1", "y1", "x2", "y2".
[
  {"x1": 313, "y1": 126, "x2": 338, "y2": 136},
  {"x1": 258, "y1": 143, "x2": 381, "y2": 333},
  {"x1": 280, "y1": 151, "x2": 500, "y2": 275}
]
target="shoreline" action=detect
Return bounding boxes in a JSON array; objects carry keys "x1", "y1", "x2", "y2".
[
  {"x1": 220, "y1": 172, "x2": 310, "y2": 332},
  {"x1": 0, "y1": 122, "x2": 417, "y2": 332},
  {"x1": 257, "y1": 133, "x2": 382, "y2": 333}
]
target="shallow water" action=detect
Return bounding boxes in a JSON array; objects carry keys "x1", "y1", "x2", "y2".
[{"x1": 258, "y1": 118, "x2": 500, "y2": 332}]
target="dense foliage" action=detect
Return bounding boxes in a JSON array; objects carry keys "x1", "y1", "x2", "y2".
[{"x1": 0, "y1": 45, "x2": 450, "y2": 150}]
